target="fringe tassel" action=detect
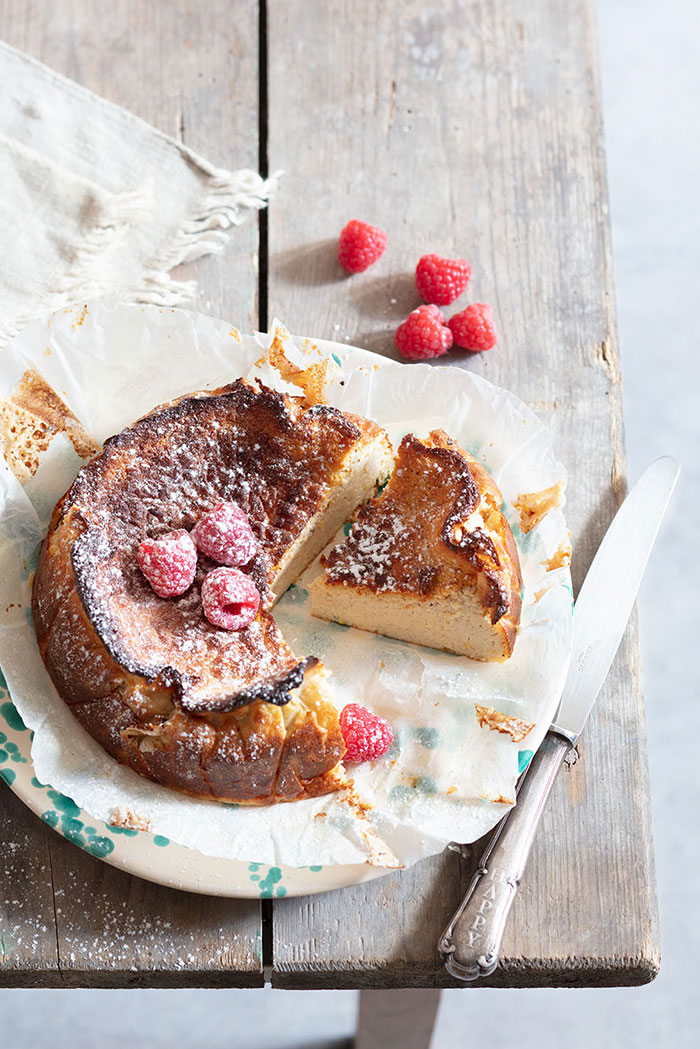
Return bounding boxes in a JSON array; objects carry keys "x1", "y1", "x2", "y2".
[
  {"x1": 0, "y1": 168, "x2": 280, "y2": 345},
  {"x1": 137, "y1": 169, "x2": 281, "y2": 304},
  {"x1": 0, "y1": 188, "x2": 152, "y2": 347}
]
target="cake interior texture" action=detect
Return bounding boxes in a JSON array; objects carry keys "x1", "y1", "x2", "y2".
[
  {"x1": 310, "y1": 430, "x2": 522, "y2": 662},
  {"x1": 270, "y1": 430, "x2": 393, "y2": 602}
]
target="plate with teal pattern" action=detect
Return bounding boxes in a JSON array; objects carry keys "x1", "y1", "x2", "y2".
[
  {"x1": 0, "y1": 307, "x2": 569, "y2": 896},
  {"x1": 0, "y1": 669, "x2": 392, "y2": 898},
  {"x1": 1, "y1": 667, "x2": 537, "y2": 898}
]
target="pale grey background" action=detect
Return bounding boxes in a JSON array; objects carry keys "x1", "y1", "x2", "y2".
[{"x1": 2, "y1": 0, "x2": 698, "y2": 1045}]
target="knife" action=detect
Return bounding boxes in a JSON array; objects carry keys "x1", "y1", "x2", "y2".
[{"x1": 439, "y1": 455, "x2": 680, "y2": 982}]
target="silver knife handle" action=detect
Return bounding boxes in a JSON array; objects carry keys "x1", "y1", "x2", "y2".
[{"x1": 439, "y1": 732, "x2": 573, "y2": 981}]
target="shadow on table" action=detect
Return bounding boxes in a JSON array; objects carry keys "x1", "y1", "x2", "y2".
[
  {"x1": 270, "y1": 241, "x2": 347, "y2": 287},
  {"x1": 351, "y1": 271, "x2": 417, "y2": 321}
]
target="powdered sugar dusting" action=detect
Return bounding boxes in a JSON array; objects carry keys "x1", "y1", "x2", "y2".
[
  {"x1": 326, "y1": 513, "x2": 405, "y2": 590},
  {"x1": 321, "y1": 431, "x2": 517, "y2": 619},
  {"x1": 65, "y1": 379, "x2": 365, "y2": 704}
]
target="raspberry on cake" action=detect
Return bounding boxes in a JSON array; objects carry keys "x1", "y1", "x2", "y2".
[
  {"x1": 192, "y1": 501, "x2": 257, "y2": 566},
  {"x1": 137, "y1": 529, "x2": 197, "y2": 598},
  {"x1": 201, "y1": 567, "x2": 260, "y2": 630},
  {"x1": 310, "y1": 430, "x2": 522, "y2": 662},
  {"x1": 32, "y1": 377, "x2": 393, "y2": 805}
]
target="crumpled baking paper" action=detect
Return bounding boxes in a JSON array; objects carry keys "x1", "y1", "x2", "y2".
[{"x1": 0, "y1": 300, "x2": 572, "y2": 868}]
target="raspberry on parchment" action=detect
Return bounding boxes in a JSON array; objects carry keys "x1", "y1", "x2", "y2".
[{"x1": 340, "y1": 704, "x2": 394, "y2": 762}]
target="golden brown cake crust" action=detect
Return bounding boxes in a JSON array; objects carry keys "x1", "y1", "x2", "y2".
[
  {"x1": 318, "y1": 430, "x2": 522, "y2": 656},
  {"x1": 31, "y1": 378, "x2": 369, "y2": 804}
]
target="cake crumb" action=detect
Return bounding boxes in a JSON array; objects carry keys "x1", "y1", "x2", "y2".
[
  {"x1": 109, "y1": 809, "x2": 152, "y2": 833},
  {"x1": 0, "y1": 367, "x2": 99, "y2": 483},
  {"x1": 542, "y1": 536, "x2": 572, "y2": 571},
  {"x1": 514, "y1": 481, "x2": 565, "y2": 533},
  {"x1": 474, "y1": 704, "x2": 534, "y2": 743},
  {"x1": 479, "y1": 792, "x2": 515, "y2": 806},
  {"x1": 337, "y1": 787, "x2": 403, "y2": 869},
  {"x1": 263, "y1": 331, "x2": 332, "y2": 404}
]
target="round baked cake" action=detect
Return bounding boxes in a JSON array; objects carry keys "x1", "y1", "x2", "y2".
[{"x1": 32, "y1": 378, "x2": 392, "y2": 805}]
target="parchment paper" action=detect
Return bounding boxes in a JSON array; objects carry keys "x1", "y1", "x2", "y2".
[{"x1": 0, "y1": 300, "x2": 572, "y2": 868}]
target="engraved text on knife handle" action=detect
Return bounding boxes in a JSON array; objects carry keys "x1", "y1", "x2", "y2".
[{"x1": 439, "y1": 732, "x2": 573, "y2": 981}]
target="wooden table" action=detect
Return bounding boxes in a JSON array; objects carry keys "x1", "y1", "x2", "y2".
[{"x1": 0, "y1": 0, "x2": 659, "y2": 1041}]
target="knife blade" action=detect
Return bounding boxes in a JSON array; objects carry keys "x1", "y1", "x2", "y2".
[
  {"x1": 551, "y1": 455, "x2": 680, "y2": 742},
  {"x1": 439, "y1": 456, "x2": 680, "y2": 981}
]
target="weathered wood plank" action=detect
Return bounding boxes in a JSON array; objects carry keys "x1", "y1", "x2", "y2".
[
  {"x1": 267, "y1": 0, "x2": 659, "y2": 987},
  {"x1": 16, "y1": 828, "x2": 263, "y2": 988},
  {"x1": 0, "y1": 787, "x2": 59, "y2": 986},
  {"x1": 0, "y1": 0, "x2": 661, "y2": 992},
  {"x1": 0, "y1": 0, "x2": 264, "y2": 986}
]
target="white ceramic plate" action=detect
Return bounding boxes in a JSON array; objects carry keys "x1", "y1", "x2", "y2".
[{"x1": 0, "y1": 313, "x2": 571, "y2": 896}]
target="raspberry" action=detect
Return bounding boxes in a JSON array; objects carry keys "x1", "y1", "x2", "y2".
[
  {"x1": 192, "y1": 502, "x2": 257, "y2": 567},
  {"x1": 448, "y1": 303, "x2": 498, "y2": 352},
  {"x1": 415, "y1": 254, "x2": 471, "y2": 305},
  {"x1": 201, "y1": 567, "x2": 260, "y2": 630},
  {"x1": 339, "y1": 704, "x2": 394, "y2": 762},
  {"x1": 338, "y1": 219, "x2": 387, "y2": 273},
  {"x1": 395, "y1": 304, "x2": 453, "y2": 360},
  {"x1": 137, "y1": 529, "x2": 197, "y2": 598}
]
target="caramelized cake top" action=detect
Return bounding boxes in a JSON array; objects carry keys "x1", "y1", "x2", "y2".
[
  {"x1": 321, "y1": 430, "x2": 522, "y2": 627},
  {"x1": 54, "y1": 378, "x2": 380, "y2": 713}
]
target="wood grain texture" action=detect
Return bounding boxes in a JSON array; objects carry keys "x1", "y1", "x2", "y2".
[
  {"x1": 2, "y1": 802, "x2": 264, "y2": 988},
  {"x1": 0, "y1": 0, "x2": 264, "y2": 987},
  {"x1": 0, "y1": 787, "x2": 59, "y2": 986},
  {"x1": 10, "y1": 821, "x2": 263, "y2": 987},
  {"x1": 267, "y1": 0, "x2": 660, "y2": 988}
]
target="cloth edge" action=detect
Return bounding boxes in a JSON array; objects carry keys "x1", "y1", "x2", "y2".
[
  {"x1": 0, "y1": 40, "x2": 281, "y2": 338},
  {"x1": 137, "y1": 169, "x2": 281, "y2": 307},
  {"x1": 0, "y1": 169, "x2": 281, "y2": 345}
]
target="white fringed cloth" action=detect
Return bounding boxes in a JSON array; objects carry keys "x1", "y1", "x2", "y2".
[{"x1": 0, "y1": 40, "x2": 276, "y2": 346}]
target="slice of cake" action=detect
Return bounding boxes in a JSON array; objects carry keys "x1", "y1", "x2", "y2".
[
  {"x1": 32, "y1": 378, "x2": 392, "y2": 804},
  {"x1": 310, "y1": 430, "x2": 522, "y2": 662}
]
